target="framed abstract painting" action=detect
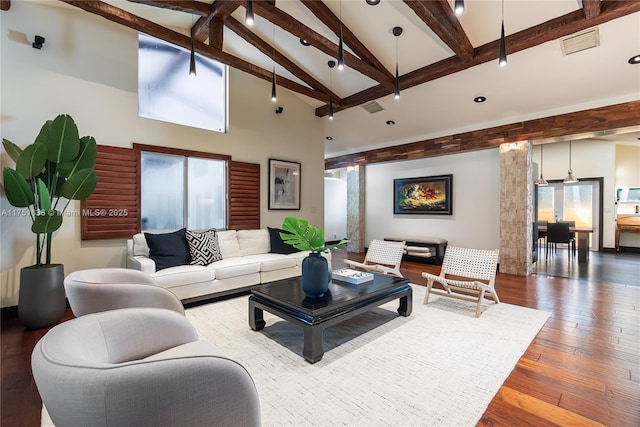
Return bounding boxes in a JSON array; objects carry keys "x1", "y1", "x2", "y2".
[
  {"x1": 269, "y1": 159, "x2": 301, "y2": 210},
  {"x1": 393, "y1": 174, "x2": 452, "y2": 215}
]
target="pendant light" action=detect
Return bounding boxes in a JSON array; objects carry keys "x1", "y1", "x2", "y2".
[
  {"x1": 245, "y1": 0, "x2": 254, "y2": 26},
  {"x1": 536, "y1": 144, "x2": 548, "y2": 186},
  {"x1": 393, "y1": 26, "x2": 403, "y2": 100},
  {"x1": 563, "y1": 140, "x2": 578, "y2": 183},
  {"x1": 454, "y1": 0, "x2": 465, "y2": 15},
  {"x1": 498, "y1": 0, "x2": 507, "y2": 67},
  {"x1": 271, "y1": 24, "x2": 277, "y2": 102},
  {"x1": 328, "y1": 60, "x2": 335, "y2": 120},
  {"x1": 189, "y1": 14, "x2": 196, "y2": 76},
  {"x1": 337, "y1": 1, "x2": 345, "y2": 70}
]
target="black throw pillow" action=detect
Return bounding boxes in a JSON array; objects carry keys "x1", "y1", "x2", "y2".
[
  {"x1": 144, "y1": 228, "x2": 191, "y2": 271},
  {"x1": 268, "y1": 227, "x2": 299, "y2": 255}
]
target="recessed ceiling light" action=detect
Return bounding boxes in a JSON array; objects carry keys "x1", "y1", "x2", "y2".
[
  {"x1": 386, "y1": 120, "x2": 395, "y2": 125},
  {"x1": 366, "y1": 0, "x2": 381, "y2": 5},
  {"x1": 628, "y1": 54, "x2": 640, "y2": 64},
  {"x1": 300, "y1": 39, "x2": 310, "y2": 46},
  {"x1": 474, "y1": 96, "x2": 487, "y2": 103},
  {"x1": 325, "y1": 136, "x2": 333, "y2": 141}
]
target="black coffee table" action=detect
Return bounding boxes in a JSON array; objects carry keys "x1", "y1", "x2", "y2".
[{"x1": 249, "y1": 273, "x2": 412, "y2": 363}]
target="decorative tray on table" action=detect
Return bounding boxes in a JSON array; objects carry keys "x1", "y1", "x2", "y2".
[{"x1": 332, "y1": 269, "x2": 374, "y2": 285}]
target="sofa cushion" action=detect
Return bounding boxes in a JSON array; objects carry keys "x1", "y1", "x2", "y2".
[
  {"x1": 152, "y1": 265, "x2": 215, "y2": 288},
  {"x1": 144, "y1": 229, "x2": 191, "y2": 271},
  {"x1": 132, "y1": 233, "x2": 150, "y2": 257},
  {"x1": 237, "y1": 229, "x2": 270, "y2": 256},
  {"x1": 243, "y1": 253, "x2": 298, "y2": 272},
  {"x1": 217, "y1": 230, "x2": 241, "y2": 258},
  {"x1": 208, "y1": 258, "x2": 261, "y2": 279},
  {"x1": 186, "y1": 229, "x2": 222, "y2": 266},
  {"x1": 267, "y1": 227, "x2": 298, "y2": 255}
]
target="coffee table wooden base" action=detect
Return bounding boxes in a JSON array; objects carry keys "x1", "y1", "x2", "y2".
[{"x1": 249, "y1": 284, "x2": 412, "y2": 364}]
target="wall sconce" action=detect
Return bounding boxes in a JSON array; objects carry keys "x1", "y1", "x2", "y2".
[{"x1": 32, "y1": 35, "x2": 45, "y2": 49}]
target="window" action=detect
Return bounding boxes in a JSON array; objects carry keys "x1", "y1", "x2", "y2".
[{"x1": 140, "y1": 151, "x2": 227, "y2": 231}]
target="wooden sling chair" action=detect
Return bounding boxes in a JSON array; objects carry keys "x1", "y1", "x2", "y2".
[{"x1": 345, "y1": 239, "x2": 406, "y2": 278}]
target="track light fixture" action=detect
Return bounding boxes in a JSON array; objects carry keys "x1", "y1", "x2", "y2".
[
  {"x1": 245, "y1": 0, "x2": 254, "y2": 26},
  {"x1": 328, "y1": 60, "x2": 336, "y2": 120},
  {"x1": 454, "y1": 0, "x2": 465, "y2": 15},
  {"x1": 536, "y1": 145, "x2": 548, "y2": 186},
  {"x1": 563, "y1": 140, "x2": 578, "y2": 183},
  {"x1": 498, "y1": 0, "x2": 507, "y2": 67},
  {"x1": 337, "y1": 1, "x2": 345, "y2": 70},
  {"x1": 393, "y1": 26, "x2": 403, "y2": 100}
]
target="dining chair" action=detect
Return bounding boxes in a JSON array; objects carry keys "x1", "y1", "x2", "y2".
[
  {"x1": 558, "y1": 220, "x2": 577, "y2": 255},
  {"x1": 536, "y1": 220, "x2": 548, "y2": 251},
  {"x1": 546, "y1": 222, "x2": 573, "y2": 260}
]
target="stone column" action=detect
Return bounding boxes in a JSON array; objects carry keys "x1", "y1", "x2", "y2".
[
  {"x1": 499, "y1": 141, "x2": 534, "y2": 275},
  {"x1": 346, "y1": 166, "x2": 365, "y2": 252}
]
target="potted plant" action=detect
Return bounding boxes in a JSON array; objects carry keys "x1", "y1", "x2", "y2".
[
  {"x1": 2, "y1": 114, "x2": 97, "y2": 329},
  {"x1": 280, "y1": 217, "x2": 348, "y2": 298}
]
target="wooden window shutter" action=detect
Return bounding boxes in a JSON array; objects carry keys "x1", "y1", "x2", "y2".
[
  {"x1": 228, "y1": 161, "x2": 260, "y2": 230},
  {"x1": 81, "y1": 145, "x2": 140, "y2": 240}
]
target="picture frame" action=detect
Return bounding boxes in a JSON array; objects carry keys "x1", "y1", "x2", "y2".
[
  {"x1": 393, "y1": 174, "x2": 453, "y2": 215},
  {"x1": 268, "y1": 159, "x2": 301, "y2": 210}
]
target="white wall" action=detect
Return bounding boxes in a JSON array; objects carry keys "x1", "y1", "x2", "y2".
[
  {"x1": 533, "y1": 139, "x2": 617, "y2": 248},
  {"x1": 366, "y1": 149, "x2": 501, "y2": 249},
  {"x1": 0, "y1": 1, "x2": 325, "y2": 307},
  {"x1": 324, "y1": 177, "x2": 347, "y2": 241}
]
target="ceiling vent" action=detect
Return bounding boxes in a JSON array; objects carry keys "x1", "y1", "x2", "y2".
[
  {"x1": 560, "y1": 28, "x2": 599, "y2": 56},
  {"x1": 362, "y1": 101, "x2": 384, "y2": 114}
]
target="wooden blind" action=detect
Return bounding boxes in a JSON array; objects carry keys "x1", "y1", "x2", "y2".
[
  {"x1": 228, "y1": 161, "x2": 260, "y2": 230},
  {"x1": 81, "y1": 145, "x2": 140, "y2": 240}
]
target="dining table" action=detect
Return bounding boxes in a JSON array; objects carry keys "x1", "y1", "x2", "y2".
[{"x1": 538, "y1": 224, "x2": 594, "y2": 263}]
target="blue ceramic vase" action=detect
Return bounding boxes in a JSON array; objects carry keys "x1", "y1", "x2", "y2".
[{"x1": 301, "y1": 252, "x2": 330, "y2": 298}]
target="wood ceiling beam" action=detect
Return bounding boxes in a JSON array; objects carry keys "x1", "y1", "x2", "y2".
[
  {"x1": 61, "y1": 0, "x2": 328, "y2": 103},
  {"x1": 317, "y1": 0, "x2": 640, "y2": 117},
  {"x1": 582, "y1": 0, "x2": 602, "y2": 20},
  {"x1": 225, "y1": 16, "x2": 339, "y2": 102},
  {"x1": 127, "y1": 0, "x2": 210, "y2": 16},
  {"x1": 1, "y1": 1, "x2": 10, "y2": 11},
  {"x1": 208, "y1": 17, "x2": 224, "y2": 49},
  {"x1": 192, "y1": 0, "x2": 240, "y2": 43},
  {"x1": 402, "y1": 0, "x2": 474, "y2": 62},
  {"x1": 325, "y1": 101, "x2": 640, "y2": 169},
  {"x1": 252, "y1": 1, "x2": 391, "y2": 85},
  {"x1": 299, "y1": 0, "x2": 394, "y2": 86}
]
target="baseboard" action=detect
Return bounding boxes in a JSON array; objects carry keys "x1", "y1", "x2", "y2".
[
  {"x1": 1, "y1": 305, "x2": 18, "y2": 320},
  {"x1": 618, "y1": 246, "x2": 640, "y2": 254}
]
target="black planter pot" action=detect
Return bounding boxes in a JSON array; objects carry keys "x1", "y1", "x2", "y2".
[
  {"x1": 18, "y1": 264, "x2": 66, "y2": 330},
  {"x1": 301, "y1": 253, "x2": 330, "y2": 298}
]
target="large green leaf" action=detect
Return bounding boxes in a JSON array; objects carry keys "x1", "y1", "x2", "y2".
[
  {"x1": 34, "y1": 120, "x2": 52, "y2": 145},
  {"x1": 15, "y1": 143, "x2": 47, "y2": 179},
  {"x1": 57, "y1": 136, "x2": 97, "y2": 178},
  {"x1": 281, "y1": 217, "x2": 326, "y2": 252},
  {"x1": 45, "y1": 114, "x2": 79, "y2": 163},
  {"x1": 31, "y1": 210, "x2": 63, "y2": 234},
  {"x1": 60, "y1": 168, "x2": 97, "y2": 200},
  {"x1": 2, "y1": 168, "x2": 35, "y2": 207},
  {"x1": 36, "y1": 178, "x2": 51, "y2": 211},
  {"x1": 2, "y1": 139, "x2": 23, "y2": 163}
]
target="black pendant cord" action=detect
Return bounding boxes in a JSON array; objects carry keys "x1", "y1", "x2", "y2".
[
  {"x1": 338, "y1": 0, "x2": 344, "y2": 70},
  {"x1": 189, "y1": 13, "x2": 196, "y2": 77},
  {"x1": 499, "y1": 0, "x2": 507, "y2": 66},
  {"x1": 271, "y1": 24, "x2": 277, "y2": 101}
]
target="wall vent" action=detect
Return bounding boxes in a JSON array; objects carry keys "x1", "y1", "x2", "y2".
[
  {"x1": 362, "y1": 101, "x2": 384, "y2": 114},
  {"x1": 560, "y1": 28, "x2": 599, "y2": 56}
]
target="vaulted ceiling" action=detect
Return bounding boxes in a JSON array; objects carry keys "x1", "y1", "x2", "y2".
[{"x1": 13, "y1": 0, "x2": 640, "y2": 159}]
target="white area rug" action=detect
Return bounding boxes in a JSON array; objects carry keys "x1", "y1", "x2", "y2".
[{"x1": 42, "y1": 285, "x2": 549, "y2": 426}]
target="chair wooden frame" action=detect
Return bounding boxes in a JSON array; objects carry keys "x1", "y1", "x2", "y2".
[
  {"x1": 422, "y1": 246, "x2": 500, "y2": 317},
  {"x1": 345, "y1": 239, "x2": 406, "y2": 278}
]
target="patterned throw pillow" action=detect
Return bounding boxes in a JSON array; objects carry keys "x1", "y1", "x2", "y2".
[{"x1": 186, "y1": 229, "x2": 223, "y2": 266}]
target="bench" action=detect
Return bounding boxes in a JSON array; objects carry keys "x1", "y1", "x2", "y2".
[
  {"x1": 384, "y1": 235, "x2": 448, "y2": 265},
  {"x1": 421, "y1": 246, "x2": 500, "y2": 317}
]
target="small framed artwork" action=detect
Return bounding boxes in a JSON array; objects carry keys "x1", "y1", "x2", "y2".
[
  {"x1": 394, "y1": 174, "x2": 453, "y2": 215},
  {"x1": 269, "y1": 159, "x2": 301, "y2": 210}
]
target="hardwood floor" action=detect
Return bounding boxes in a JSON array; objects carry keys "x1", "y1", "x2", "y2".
[{"x1": 1, "y1": 251, "x2": 638, "y2": 426}]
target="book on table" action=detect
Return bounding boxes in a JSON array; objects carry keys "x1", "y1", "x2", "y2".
[{"x1": 332, "y1": 269, "x2": 374, "y2": 284}]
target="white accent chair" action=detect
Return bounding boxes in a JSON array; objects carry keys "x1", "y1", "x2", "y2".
[
  {"x1": 422, "y1": 246, "x2": 500, "y2": 317},
  {"x1": 64, "y1": 268, "x2": 184, "y2": 316},
  {"x1": 345, "y1": 239, "x2": 406, "y2": 278},
  {"x1": 32, "y1": 308, "x2": 261, "y2": 427}
]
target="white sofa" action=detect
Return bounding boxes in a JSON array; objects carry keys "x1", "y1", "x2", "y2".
[{"x1": 127, "y1": 229, "x2": 330, "y2": 303}]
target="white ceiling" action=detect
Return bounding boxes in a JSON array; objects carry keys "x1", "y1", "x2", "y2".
[{"x1": 69, "y1": 1, "x2": 640, "y2": 157}]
